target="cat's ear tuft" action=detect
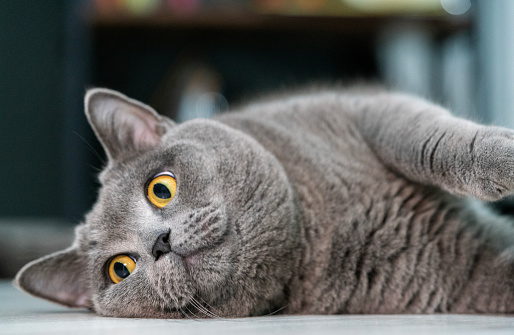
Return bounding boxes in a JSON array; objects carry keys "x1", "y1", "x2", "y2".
[
  {"x1": 14, "y1": 247, "x2": 92, "y2": 308},
  {"x1": 85, "y1": 88, "x2": 176, "y2": 161}
]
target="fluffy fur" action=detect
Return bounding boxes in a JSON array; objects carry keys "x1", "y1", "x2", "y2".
[{"x1": 15, "y1": 87, "x2": 514, "y2": 317}]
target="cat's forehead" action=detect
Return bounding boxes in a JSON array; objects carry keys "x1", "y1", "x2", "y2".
[
  {"x1": 98, "y1": 141, "x2": 209, "y2": 188},
  {"x1": 74, "y1": 222, "x2": 94, "y2": 251},
  {"x1": 73, "y1": 220, "x2": 119, "y2": 256},
  {"x1": 86, "y1": 122, "x2": 233, "y2": 234},
  {"x1": 96, "y1": 119, "x2": 251, "y2": 193}
]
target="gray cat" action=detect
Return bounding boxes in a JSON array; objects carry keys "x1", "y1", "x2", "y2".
[{"x1": 15, "y1": 87, "x2": 514, "y2": 318}]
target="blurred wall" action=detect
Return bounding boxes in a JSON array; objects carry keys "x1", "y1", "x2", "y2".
[
  {"x1": 477, "y1": 0, "x2": 514, "y2": 127},
  {"x1": 0, "y1": 1, "x2": 66, "y2": 217}
]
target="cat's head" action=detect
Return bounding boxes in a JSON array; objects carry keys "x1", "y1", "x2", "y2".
[{"x1": 15, "y1": 89, "x2": 301, "y2": 318}]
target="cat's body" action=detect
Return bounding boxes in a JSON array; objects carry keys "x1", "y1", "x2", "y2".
[
  {"x1": 15, "y1": 88, "x2": 514, "y2": 317},
  {"x1": 219, "y1": 91, "x2": 514, "y2": 314}
]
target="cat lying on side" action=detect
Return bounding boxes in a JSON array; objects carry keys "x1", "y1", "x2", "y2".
[{"x1": 15, "y1": 87, "x2": 514, "y2": 318}]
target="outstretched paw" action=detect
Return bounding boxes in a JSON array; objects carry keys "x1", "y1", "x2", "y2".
[{"x1": 468, "y1": 128, "x2": 514, "y2": 201}]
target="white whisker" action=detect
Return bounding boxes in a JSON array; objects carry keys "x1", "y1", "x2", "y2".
[
  {"x1": 178, "y1": 306, "x2": 191, "y2": 319},
  {"x1": 195, "y1": 295, "x2": 217, "y2": 312},
  {"x1": 184, "y1": 305, "x2": 200, "y2": 319},
  {"x1": 191, "y1": 297, "x2": 219, "y2": 318},
  {"x1": 262, "y1": 305, "x2": 288, "y2": 316}
]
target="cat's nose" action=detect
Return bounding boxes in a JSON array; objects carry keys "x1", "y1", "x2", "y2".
[{"x1": 152, "y1": 232, "x2": 171, "y2": 260}]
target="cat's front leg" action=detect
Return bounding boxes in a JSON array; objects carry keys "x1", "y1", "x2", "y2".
[
  {"x1": 350, "y1": 92, "x2": 514, "y2": 201},
  {"x1": 462, "y1": 127, "x2": 514, "y2": 199}
]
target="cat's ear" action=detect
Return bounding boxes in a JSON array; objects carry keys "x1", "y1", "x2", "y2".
[
  {"x1": 14, "y1": 247, "x2": 92, "y2": 308},
  {"x1": 85, "y1": 88, "x2": 176, "y2": 161}
]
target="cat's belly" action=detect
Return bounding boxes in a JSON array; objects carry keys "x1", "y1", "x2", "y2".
[{"x1": 287, "y1": 176, "x2": 514, "y2": 314}]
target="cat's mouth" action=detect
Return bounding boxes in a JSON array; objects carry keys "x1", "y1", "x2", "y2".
[
  {"x1": 155, "y1": 246, "x2": 204, "y2": 273},
  {"x1": 150, "y1": 252, "x2": 221, "y2": 318},
  {"x1": 183, "y1": 251, "x2": 200, "y2": 272},
  {"x1": 150, "y1": 204, "x2": 234, "y2": 314},
  {"x1": 156, "y1": 204, "x2": 231, "y2": 271}
]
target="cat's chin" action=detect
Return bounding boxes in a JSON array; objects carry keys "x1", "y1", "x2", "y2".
[
  {"x1": 182, "y1": 240, "x2": 237, "y2": 302},
  {"x1": 148, "y1": 252, "x2": 196, "y2": 309},
  {"x1": 98, "y1": 305, "x2": 188, "y2": 319}
]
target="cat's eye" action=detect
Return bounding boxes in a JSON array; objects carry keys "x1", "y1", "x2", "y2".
[
  {"x1": 108, "y1": 255, "x2": 136, "y2": 284},
  {"x1": 146, "y1": 172, "x2": 177, "y2": 208}
]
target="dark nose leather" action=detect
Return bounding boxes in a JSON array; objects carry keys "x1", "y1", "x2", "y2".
[{"x1": 152, "y1": 232, "x2": 171, "y2": 260}]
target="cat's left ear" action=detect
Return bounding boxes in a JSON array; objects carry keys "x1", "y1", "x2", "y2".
[
  {"x1": 14, "y1": 247, "x2": 92, "y2": 308},
  {"x1": 85, "y1": 88, "x2": 176, "y2": 162}
]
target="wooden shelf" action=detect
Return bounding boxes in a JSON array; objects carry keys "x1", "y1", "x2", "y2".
[{"x1": 88, "y1": 11, "x2": 471, "y2": 36}]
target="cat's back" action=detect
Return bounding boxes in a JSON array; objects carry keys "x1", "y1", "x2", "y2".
[
  {"x1": 215, "y1": 91, "x2": 397, "y2": 225},
  {"x1": 215, "y1": 90, "x2": 382, "y2": 177}
]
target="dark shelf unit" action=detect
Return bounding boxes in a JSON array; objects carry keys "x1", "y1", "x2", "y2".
[{"x1": 64, "y1": 8, "x2": 473, "y2": 222}]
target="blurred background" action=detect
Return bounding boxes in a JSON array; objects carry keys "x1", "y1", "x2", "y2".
[{"x1": 0, "y1": 0, "x2": 512, "y2": 278}]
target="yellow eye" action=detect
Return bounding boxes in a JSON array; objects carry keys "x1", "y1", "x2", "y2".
[
  {"x1": 108, "y1": 255, "x2": 136, "y2": 284},
  {"x1": 147, "y1": 172, "x2": 177, "y2": 208}
]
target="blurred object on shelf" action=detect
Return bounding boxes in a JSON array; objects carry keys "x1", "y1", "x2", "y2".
[
  {"x1": 375, "y1": 23, "x2": 475, "y2": 117},
  {"x1": 440, "y1": 0, "x2": 471, "y2": 16},
  {"x1": 254, "y1": 0, "x2": 329, "y2": 15},
  {"x1": 91, "y1": 0, "x2": 472, "y2": 17},
  {"x1": 440, "y1": 32, "x2": 476, "y2": 119},
  {"x1": 94, "y1": 0, "x2": 251, "y2": 16},
  {"x1": 124, "y1": 0, "x2": 161, "y2": 16},
  {"x1": 167, "y1": 0, "x2": 201, "y2": 15},
  {"x1": 256, "y1": 0, "x2": 471, "y2": 16},
  {"x1": 342, "y1": 0, "x2": 441, "y2": 15},
  {"x1": 93, "y1": 0, "x2": 121, "y2": 15},
  {"x1": 152, "y1": 56, "x2": 227, "y2": 122},
  {"x1": 376, "y1": 24, "x2": 434, "y2": 98},
  {"x1": 94, "y1": 0, "x2": 161, "y2": 16}
]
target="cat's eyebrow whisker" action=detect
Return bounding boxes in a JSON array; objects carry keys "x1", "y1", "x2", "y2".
[
  {"x1": 87, "y1": 164, "x2": 103, "y2": 173},
  {"x1": 190, "y1": 297, "x2": 219, "y2": 318},
  {"x1": 73, "y1": 131, "x2": 106, "y2": 165}
]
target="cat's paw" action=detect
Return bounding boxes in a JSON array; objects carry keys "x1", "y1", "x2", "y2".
[{"x1": 469, "y1": 128, "x2": 514, "y2": 200}]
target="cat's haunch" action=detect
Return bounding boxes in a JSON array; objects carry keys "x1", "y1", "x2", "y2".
[{"x1": 15, "y1": 87, "x2": 514, "y2": 317}]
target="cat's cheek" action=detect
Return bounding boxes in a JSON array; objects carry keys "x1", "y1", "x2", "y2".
[
  {"x1": 187, "y1": 246, "x2": 236, "y2": 300},
  {"x1": 91, "y1": 277, "x2": 144, "y2": 317},
  {"x1": 149, "y1": 253, "x2": 196, "y2": 308},
  {"x1": 184, "y1": 253, "x2": 200, "y2": 270}
]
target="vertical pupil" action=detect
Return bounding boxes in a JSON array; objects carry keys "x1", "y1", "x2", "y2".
[
  {"x1": 153, "y1": 183, "x2": 171, "y2": 199},
  {"x1": 113, "y1": 262, "x2": 130, "y2": 279}
]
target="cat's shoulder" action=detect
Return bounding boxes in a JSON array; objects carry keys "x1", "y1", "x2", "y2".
[{"x1": 215, "y1": 84, "x2": 390, "y2": 126}]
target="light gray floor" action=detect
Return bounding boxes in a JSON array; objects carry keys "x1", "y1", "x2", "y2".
[{"x1": 1, "y1": 280, "x2": 514, "y2": 335}]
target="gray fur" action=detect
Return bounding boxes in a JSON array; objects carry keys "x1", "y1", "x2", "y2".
[{"x1": 15, "y1": 87, "x2": 514, "y2": 317}]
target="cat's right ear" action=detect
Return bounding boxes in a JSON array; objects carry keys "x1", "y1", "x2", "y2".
[
  {"x1": 14, "y1": 247, "x2": 91, "y2": 308},
  {"x1": 85, "y1": 88, "x2": 176, "y2": 162}
]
